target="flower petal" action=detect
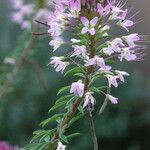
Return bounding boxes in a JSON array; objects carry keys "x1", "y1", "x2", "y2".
[
  {"x1": 90, "y1": 17, "x2": 98, "y2": 27},
  {"x1": 80, "y1": 17, "x2": 89, "y2": 26}
]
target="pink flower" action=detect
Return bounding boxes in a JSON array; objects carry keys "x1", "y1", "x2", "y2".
[
  {"x1": 80, "y1": 17, "x2": 98, "y2": 35},
  {"x1": 49, "y1": 37, "x2": 64, "y2": 52},
  {"x1": 119, "y1": 47, "x2": 137, "y2": 61},
  {"x1": 71, "y1": 45, "x2": 87, "y2": 57},
  {"x1": 85, "y1": 56, "x2": 112, "y2": 72},
  {"x1": 70, "y1": 80, "x2": 84, "y2": 97},
  {"x1": 0, "y1": 141, "x2": 13, "y2": 150},
  {"x1": 110, "y1": 5, "x2": 128, "y2": 20},
  {"x1": 123, "y1": 33, "x2": 140, "y2": 48},
  {"x1": 10, "y1": 1, "x2": 32, "y2": 30},
  {"x1": 106, "y1": 94, "x2": 118, "y2": 104},
  {"x1": 50, "y1": 57, "x2": 69, "y2": 73},
  {"x1": 103, "y1": 38, "x2": 124, "y2": 55},
  {"x1": 83, "y1": 92, "x2": 95, "y2": 108},
  {"x1": 118, "y1": 20, "x2": 134, "y2": 31},
  {"x1": 111, "y1": 38, "x2": 124, "y2": 52},
  {"x1": 97, "y1": 3, "x2": 111, "y2": 16},
  {"x1": 85, "y1": 56, "x2": 105, "y2": 67},
  {"x1": 106, "y1": 75, "x2": 119, "y2": 88},
  {"x1": 115, "y1": 70, "x2": 130, "y2": 82},
  {"x1": 69, "y1": 0, "x2": 81, "y2": 13}
]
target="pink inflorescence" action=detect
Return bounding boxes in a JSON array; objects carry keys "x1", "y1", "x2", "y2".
[
  {"x1": 0, "y1": 141, "x2": 13, "y2": 150},
  {"x1": 10, "y1": 0, "x2": 33, "y2": 30},
  {"x1": 48, "y1": 0, "x2": 145, "y2": 118}
]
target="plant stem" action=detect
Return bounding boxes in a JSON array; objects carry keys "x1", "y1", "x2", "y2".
[
  {"x1": 88, "y1": 111, "x2": 98, "y2": 150},
  {"x1": 46, "y1": 68, "x2": 91, "y2": 150}
]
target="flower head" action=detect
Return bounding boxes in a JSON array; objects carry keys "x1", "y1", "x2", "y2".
[
  {"x1": 50, "y1": 57, "x2": 69, "y2": 73},
  {"x1": 83, "y1": 92, "x2": 96, "y2": 108},
  {"x1": 115, "y1": 70, "x2": 130, "y2": 82},
  {"x1": 123, "y1": 33, "x2": 140, "y2": 48},
  {"x1": 69, "y1": 0, "x2": 81, "y2": 17},
  {"x1": 71, "y1": 45, "x2": 87, "y2": 57},
  {"x1": 70, "y1": 80, "x2": 84, "y2": 97},
  {"x1": 106, "y1": 75, "x2": 119, "y2": 88},
  {"x1": 80, "y1": 17, "x2": 98, "y2": 35},
  {"x1": 106, "y1": 94, "x2": 118, "y2": 104},
  {"x1": 0, "y1": 141, "x2": 13, "y2": 150},
  {"x1": 49, "y1": 37, "x2": 64, "y2": 52},
  {"x1": 97, "y1": 3, "x2": 111, "y2": 16}
]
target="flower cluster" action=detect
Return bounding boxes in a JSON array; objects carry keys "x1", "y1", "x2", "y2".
[
  {"x1": 0, "y1": 141, "x2": 23, "y2": 150},
  {"x1": 10, "y1": 0, "x2": 33, "y2": 30},
  {"x1": 47, "y1": 0, "x2": 145, "y2": 148}
]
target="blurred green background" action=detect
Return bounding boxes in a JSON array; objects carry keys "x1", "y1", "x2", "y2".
[{"x1": 0, "y1": 0, "x2": 150, "y2": 150}]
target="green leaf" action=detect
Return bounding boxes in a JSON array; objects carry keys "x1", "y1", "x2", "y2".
[
  {"x1": 24, "y1": 142, "x2": 47, "y2": 150},
  {"x1": 78, "y1": 106, "x2": 85, "y2": 115},
  {"x1": 55, "y1": 95, "x2": 73, "y2": 104},
  {"x1": 31, "y1": 130, "x2": 46, "y2": 143},
  {"x1": 59, "y1": 125, "x2": 69, "y2": 143},
  {"x1": 67, "y1": 133, "x2": 81, "y2": 140},
  {"x1": 68, "y1": 113, "x2": 85, "y2": 128},
  {"x1": 66, "y1": 96, "x2": 77, "y2": 108},
  {"x1": 48, "y1": 101, "x2": 67, "y2": 113},
  {"x1": 40, "y1": 114, "x2": 63, "y2": 127},
  {"x1": 48, "y1": 95, "x2": 74, "y2": 113},
  {"x1": 90, "y1": 86, "x2": 108, "y2": 94},
  {"x1": 57, "y1": 86, "x2": 70, "y2": 95},
  {"x1": 73, "y1": 73, "x2": 85, "y2": 78},
  {"x1": 64, "y1": 67, "x2": 84, "y2": 77}
]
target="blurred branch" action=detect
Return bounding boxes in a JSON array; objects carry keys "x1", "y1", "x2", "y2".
[
  {"x1": 88, "y1": 106, "x2": 98, "y2": 150},
  {"x1": 25, "y1": 58, "x2": 47, "y2": 91},
  {"x1": 32, "y1": 32, "x2": 49, "y2": 36},
  {"x1": 34, "y1": 20, "x2": 49, "y2": 27},
  {"x1": 0, "y1": 25, "x2": 38, "y2": 100}
]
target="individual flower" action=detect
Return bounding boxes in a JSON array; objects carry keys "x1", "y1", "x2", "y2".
[
  {"x1": 71, "y1": 45, "x2": 87, "y2": 57},
  {"x1": 106, "y1": 75, "x2": 119, "y2": 88},
  {"x1": 80, "y1": 17, "x2": 98, "y2": 35},
  {"x1": 0, "y1": 141, "x2": 13, "y2": 150},
  {"x1": 3, "y1": 57, "x2": 16, "y2": 65},
  {"x1": 110, "y1": 38, "x2": 125, "y2": 52},
  {"x1": 97, "y1": 3, "x2": 111, "y2": 16},
  {"x1": 49, "y1": 37, "x2": 64, "y2": 52},
  {"x1": 118, "y1": 20, "x2": 134, "y2": 31},
  {"x1": 69, "y1": 0, "x2": 81, "y2": 17},
  {"x1": 83, "y1": 92, "x2": 96, "y2": 108},
  {"x1": 110, "y1": 3, "x2": 128, "y2": 20},
  {"x1": 70, "y1": 80, "x2": 84, "y2": 97},
  {"x1": 85, "y1": 56, "x2": 112, "y2": 74},
  {"x1": 103, "y1": 38, "x2": 124, "y2": 55},
  {"x1": 85, "y1": 56, "x2": 105, "y2": 67},
  {"x1": 49, "y1": 57, "x2": 69, "y2": 73},
  {"x1": 123, "y1": 33, "x2": 140, "y2": 48},
  {"x1": 115, "y1": 70, "x2": 130, "y2": 82},
  {"x1": 106, "y1": 94, "x2": 118, "y2": 104},
  {"x1": 119, "y1": 47, "x2": 137, "y2": 61},
  {"x1": 56, "y1": 141, "x2": 66, "y2": 150}
]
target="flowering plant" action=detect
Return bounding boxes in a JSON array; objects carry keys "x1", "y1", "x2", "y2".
[{"x1": 25, "y1": 0, "x2": 145, "y2": 150}]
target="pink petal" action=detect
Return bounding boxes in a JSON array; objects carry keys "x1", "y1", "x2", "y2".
[
  {"x1": 81, "y1": 27, "x2": 89, "y2": 34},
  {"x1": 80, "y1": 17, "x2": 89, "y2": 26},
  {"x1": 90, "y1": 17, "x2": 98, "y2": 27},
  {"x1": 89, "y1": 28, "x2": 95, "y2": 35}
]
